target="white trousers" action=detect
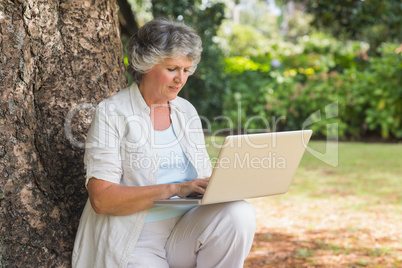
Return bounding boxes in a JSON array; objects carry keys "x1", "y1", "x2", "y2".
[{"x1": 128, "y1": 200, "x2": 256, "y2": 268}]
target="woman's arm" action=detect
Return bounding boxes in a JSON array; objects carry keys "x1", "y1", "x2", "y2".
[{"x1": 87, "y1": 177, "x2": 209, "y2": 216}]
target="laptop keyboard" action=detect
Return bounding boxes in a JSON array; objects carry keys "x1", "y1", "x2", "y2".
[{"x1": 185, "y1": 194, "x2": 204, "y2": 199}]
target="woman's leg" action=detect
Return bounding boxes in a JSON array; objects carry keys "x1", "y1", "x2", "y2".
[
  {"x1": 165, "y1": 200, "x2": 256, "y2": 268},
  {"x1": 128, "y1": 216, "x2": 181, "y2": 268}
]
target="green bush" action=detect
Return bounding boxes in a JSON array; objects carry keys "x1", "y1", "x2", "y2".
[
  {"x1": 220, "y1": 40, "x2": 401, "y2": 140},
  {"x1": 339, "y1": 43, "x2": 402, "y2": 139}
]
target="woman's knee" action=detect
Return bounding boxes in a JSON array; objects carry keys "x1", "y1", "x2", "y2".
[{"x1": 223, "y1": 201, "x2": 256, "y2": 234}]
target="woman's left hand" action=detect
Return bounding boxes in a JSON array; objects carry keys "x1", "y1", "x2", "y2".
[{"x1": 174, "y1": 177, "x2": 210, "y2": 198}]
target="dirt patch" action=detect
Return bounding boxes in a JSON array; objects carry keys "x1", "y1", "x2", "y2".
[{"x1": 244, "y1": 197, "x2": 401, "y2": 267}]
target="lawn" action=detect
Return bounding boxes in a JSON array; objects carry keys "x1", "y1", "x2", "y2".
[{"x1": 205, "y1": 137, "x2": 402, "y2": 267}]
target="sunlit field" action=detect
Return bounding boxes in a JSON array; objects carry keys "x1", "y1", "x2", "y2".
[{"x1": 205, "y1": 137, "x2": 402, "y2": 267}]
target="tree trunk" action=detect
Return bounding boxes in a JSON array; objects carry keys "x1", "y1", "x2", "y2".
[{"x1": 0, "y1": 0, "x2": 126, "y2": 266}]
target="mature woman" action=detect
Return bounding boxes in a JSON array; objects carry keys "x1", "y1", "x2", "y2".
[{"x1": 72, "y1": 19, "x2": 256, "y2": 268}]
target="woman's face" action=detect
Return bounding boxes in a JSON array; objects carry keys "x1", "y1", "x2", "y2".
[{"x1": 139, "y1": 55, "x2": 192, "y2": 105}]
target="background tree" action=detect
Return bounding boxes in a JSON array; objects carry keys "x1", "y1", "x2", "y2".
[
  {"x1": 117, "y1": 0, "x2": 140, "y2": 36},
  {"x1": 291, "y1": 0, "x2": 402, "y2": 54},
  {"x1": 0, "y1": 0, "x2": 126, "y2": 266}
]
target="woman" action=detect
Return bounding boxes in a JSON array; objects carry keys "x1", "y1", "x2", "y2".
[{"x1": 72, "y1": 18, "x2": 256, "y2": 268}]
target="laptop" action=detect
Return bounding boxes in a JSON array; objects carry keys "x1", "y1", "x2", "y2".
[{"x1": 154, "y1": 129, "x2": 313, "y2": 206}]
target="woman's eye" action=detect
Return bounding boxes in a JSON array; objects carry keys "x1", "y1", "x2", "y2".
[{"x1": 167, "y1": 68, "x2": 191, "y2": 73}]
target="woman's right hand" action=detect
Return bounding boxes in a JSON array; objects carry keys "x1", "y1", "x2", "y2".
[{"x1": 175, "y1": 177, "x2": 210, "y2": 198}]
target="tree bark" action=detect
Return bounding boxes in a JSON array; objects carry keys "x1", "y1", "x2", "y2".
[{"x1": 0, "y1": 0, "x2": 126, "y2": 266}]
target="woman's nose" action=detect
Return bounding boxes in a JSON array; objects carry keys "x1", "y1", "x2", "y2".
[{"x1": 174, "y1": 71, "x2": 185, "y2": 83}]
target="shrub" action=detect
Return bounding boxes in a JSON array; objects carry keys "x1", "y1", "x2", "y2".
[{"x1": 220, "y1": 40, "x2": 401, "y2": 140}]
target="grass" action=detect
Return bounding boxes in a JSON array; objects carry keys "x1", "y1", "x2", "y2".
[
  {"x1": 295, "y1": 141, "x2": 402, "y2": 213},
  {"x1": 205, "y1": 137, "x2": 402, "y2": 267}
]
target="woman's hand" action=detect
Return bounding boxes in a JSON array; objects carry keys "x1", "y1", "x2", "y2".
[{"x1": 175, "y1": 177, "x2": 210, "y2": 198}]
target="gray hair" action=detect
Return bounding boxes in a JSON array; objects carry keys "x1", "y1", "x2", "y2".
[{"x1": 127, "y1": 18, "x2": 203, "y2": 85}]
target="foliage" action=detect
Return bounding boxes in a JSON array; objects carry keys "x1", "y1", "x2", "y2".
[
  {"x1": 221, "y1": 31, "x2": 402, "y2": 140},
  {"x1": 292, "y1": 0, "x2": 402, "y2": 53},
  {"x1": 224, "y1": 57, "x2": 271, "y2": 74},
  {"x1": 233, "y1": 0, "x2": 281, "y2": 38},
  {"x1": 281, "y1": 8, "x2": 313, "y2": 42},
  {"x1": 296, "y1": 43, "x2": 402, "y2": 139},
  {"x1": 123, "y1": 0, "x2": 401, "y2": 140},
  {"x1": 151, "y1": 0, "x2": 197, "y2": 19},
  {"x1": 338, "y1": 44, "x2": 402, "y2": 139},
  {"x1": 217, "y1": 22, "x2": 271, "y2": 57}
]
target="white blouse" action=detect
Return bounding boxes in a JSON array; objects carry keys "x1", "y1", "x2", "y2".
[{"x1": 72, "y1": 83, "x2": 212, "y2": 268}]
